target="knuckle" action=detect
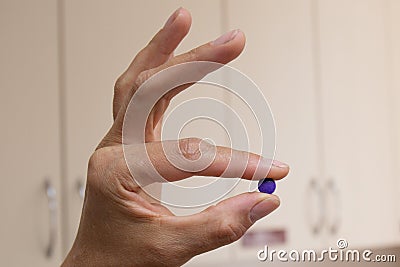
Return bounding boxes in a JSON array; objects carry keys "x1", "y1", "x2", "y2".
[
  {"x1": 87, "y1": 147, "x2": 119, "y2": 185},
  {"x1": 179, "y1": 137, "x2": 203, "y2": 161},
  {"x1": 186, "y1": 47, "x2": 199, "y2": 61},
  {"x1": 216, "y1": 222, "x2": 247, "y2": 244},
  {"x1": 136, "y1": 47, "x2": 148, "y2": 59},
  {"x1": 88, "y1": 149, "x2": 105, "y2": 174},
  {"x1": 87, "y1": 146, "x2": 140, "y2": 194},
  {"x1": 87, "y1": 147, "x2": 117, "y2": 177},
  {"x1": 148, "y1": 39, "x2": 170, "y2": 57},
  {"x1": 114, "y1": 76, "x2": 128, "y2": 93},
  {"x1": 87, "y1": 149, "x2": 107, "y2": 188},
  {"x1": 133, "y1": 71, "x2": 152, "y2": 92}
]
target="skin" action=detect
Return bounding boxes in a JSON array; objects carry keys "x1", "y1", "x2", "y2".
[{"x1": 62, "y1": 8, "x2": 290, "y2": 267}]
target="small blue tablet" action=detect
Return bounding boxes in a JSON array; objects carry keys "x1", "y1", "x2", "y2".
[{"x1": 258, "y1": 178, "x2": 276, "y2": 194}]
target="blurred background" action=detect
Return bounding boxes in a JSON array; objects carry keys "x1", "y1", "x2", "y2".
[{"x1": 0, "y1": 0, "x2": 399, "y2": 266}]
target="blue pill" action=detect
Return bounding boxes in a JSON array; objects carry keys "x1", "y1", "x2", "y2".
[{"x1": 258, "y1": 178, "x2": 276, "y2": 194}]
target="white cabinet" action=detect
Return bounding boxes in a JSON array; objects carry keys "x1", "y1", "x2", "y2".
[
  {"x1": 62, "y1": 0, "x2": 179, "y2": 251},
  {"x1": 389, "y1": 0, "x2": 400, "y2": 235},
  {"x1": 318, "y1": 0, "x2": 398, "y2": 248},
  {"x1": 0, "y1": 0, "x2": 62, "y2": 266},
  {"x1": 224, "y1": 1, "x2": 400, "y2": 264},
  {"x1": 225, "y1": 0, "x2": 322, "y2": 262}
]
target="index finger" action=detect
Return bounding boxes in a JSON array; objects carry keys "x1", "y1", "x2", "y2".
[{"x1": 124, "y1": 138, "x2": 289, "y2": 187}]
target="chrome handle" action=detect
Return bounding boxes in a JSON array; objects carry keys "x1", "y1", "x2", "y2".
[
  {"x1": 76, "y1": 180, "x2": 85, "y2": 199},
  {"x1": 326, "y1": 179, "x2": 341, "y2": 234},
  {"x1": 44, "y1": 179, "x2": 57, "y2": 258},
  {"x1": 307, "y1": 179, "x2": 325, "y2": 235}
]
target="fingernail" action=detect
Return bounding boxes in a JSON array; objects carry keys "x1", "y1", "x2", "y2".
[
  {"x1": 164, "y1": 7, "x2": 182, "y2": 28},
  {"x1": 212, "y1": 29, "x2": 239, "y2": 46},
  {"x1": 272, "y1": 159, "x2": 289, "y2": 169},
  {"x1": 249, "y1": 196, "x2": 280, "y2": 223}
]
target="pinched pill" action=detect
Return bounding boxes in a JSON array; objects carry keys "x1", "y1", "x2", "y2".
[{"x1": 258, "y1": 178, "x2": 276, "y2": 194}]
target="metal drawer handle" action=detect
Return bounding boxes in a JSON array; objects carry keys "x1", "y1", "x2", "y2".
[
  {"x1": 44, "y1": 179, "x2": 57, "y2": 258},
  {"x1": 76, "y1": 180, "x2": 85, "y2": 199},
  {"x1": 326, "y1": 179, "x2": 341, "y2": 234},
  {"x1": 307, "y1": 179, "x2": 325, "y2": 235}
]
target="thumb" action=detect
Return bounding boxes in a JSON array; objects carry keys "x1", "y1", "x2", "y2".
[{"x1": 168, "y1": 192, "x2": 280, "y2": 255}]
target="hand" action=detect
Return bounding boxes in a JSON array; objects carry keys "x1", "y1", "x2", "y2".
[{"x1": 62, "y1": 7, "x2": 289, "y2": 267}]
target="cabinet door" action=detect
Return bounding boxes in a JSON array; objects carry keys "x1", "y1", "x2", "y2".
[
  {"x1": 0, "y1": 1, "x2": 62, "y2": 266},
  {"x1": 63, "y1": 0, "x2": 173, "y2": 251},
  {"x1": 318, "y1": 0, "x2": 398, "y2": 248},
  {"x1": 63, "y1": 0, "x2": 231, "y2": 264},
  {"x1": 225, "y1": 0, "x2": 321, "y2": 261},
  {"x1": 389, "y1": 0, "x2": 400, "y2": 237}
]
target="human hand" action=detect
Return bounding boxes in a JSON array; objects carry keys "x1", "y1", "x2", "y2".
[{"x1": 62, "y1": 7, "x2": 289, "y2": 267}]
